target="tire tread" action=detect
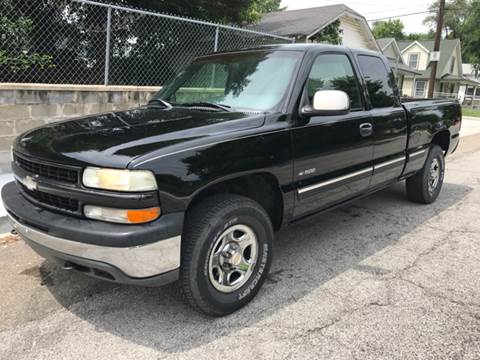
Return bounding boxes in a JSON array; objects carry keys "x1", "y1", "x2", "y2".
[
  {"x1": 179, "y1": 194, "x2": 272, "y2": 316},
  {"x1": 406, "y1": 145, "x2": 444, "y2": 204}
]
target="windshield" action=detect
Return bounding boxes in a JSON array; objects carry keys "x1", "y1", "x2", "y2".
[{"x1": 153, "y1": 50, "x2": 302, "y2": 112}]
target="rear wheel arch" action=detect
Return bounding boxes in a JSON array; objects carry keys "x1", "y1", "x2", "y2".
[
  {"x1": 431, "y1": 130, "x2": 450, "y2": 155},
  {"x1": 406, "y1": 144, "x2": 445, "y2": 204}
]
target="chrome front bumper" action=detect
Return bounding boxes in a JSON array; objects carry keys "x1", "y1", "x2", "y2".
[{"x1": 9, "y1": 214, "x2": 181, "y2": 279}]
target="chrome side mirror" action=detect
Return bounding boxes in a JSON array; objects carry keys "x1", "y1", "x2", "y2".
[{"x1": 301, "y1": 90, "x2": 350, "y2": 116}]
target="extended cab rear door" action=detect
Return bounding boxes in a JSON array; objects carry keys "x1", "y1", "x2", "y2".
[
  {"x1": 291, "y1": 50, "x2": 374, "y2": 218},
  {"x1": 355, "y1": 54, "x2": 408, "y2": 189}
]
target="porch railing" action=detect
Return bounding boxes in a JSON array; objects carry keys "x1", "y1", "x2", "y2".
[{"x1": 433, "y1": 92, "x2": 459, "y2": 99}]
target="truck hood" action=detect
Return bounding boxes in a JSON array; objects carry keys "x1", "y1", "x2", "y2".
[{"x1": 14, "y1": 107, "x2": 265, "y2": 168}]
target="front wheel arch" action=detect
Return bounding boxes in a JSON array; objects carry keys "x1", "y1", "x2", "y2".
[
  {"x1": 179, "y1": 194, "x2": 274, "y2": 316},
  {"x1": 185, "y1": 172, "x2": 284, "y2": 231}
]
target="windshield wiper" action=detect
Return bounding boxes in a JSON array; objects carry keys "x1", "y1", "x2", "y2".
[
  {"x1": 177, "y1": 101, "x2": 233, "y2": 112},
  {"x1": 147, "y1": 98, "x2": 173, "y2": 109}
]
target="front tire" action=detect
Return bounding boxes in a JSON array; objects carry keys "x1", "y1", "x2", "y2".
[
  {"x1": 180, "y1": 194, "x2": 273, "y2": 316},
  {"x1": 406, "y1": 145, "x2": 445, "y2": 204}
]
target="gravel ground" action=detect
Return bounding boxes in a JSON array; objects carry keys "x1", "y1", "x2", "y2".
[{"x1": 1, "y1": 135, "x2": 480, "y2": 360}]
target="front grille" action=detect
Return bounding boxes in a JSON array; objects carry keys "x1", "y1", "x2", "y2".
[
  {"x1": 14, "y1": 154, "x2": 78, "y2": 184},
  {"x1": 20, "y1": 184, "x2": 79, "y2": 212}
]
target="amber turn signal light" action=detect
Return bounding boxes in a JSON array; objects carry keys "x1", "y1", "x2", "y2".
[
  {"x1": 84, "y1": 205, "x2": 161, "y2": 224},
  {"x1": 126, "y1": 207, "x2": 161, "y2": 224}
]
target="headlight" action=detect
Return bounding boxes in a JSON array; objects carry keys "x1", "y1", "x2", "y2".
[
  {"x1": 82, "y1": 167, "x2": 157, "y2": 192},
  {"x1": 84, "y1": 205, "x2": 161, "y2": 224}
]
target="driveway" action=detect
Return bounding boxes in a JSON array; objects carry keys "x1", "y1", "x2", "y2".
[
  {"x1": 461, "y1": 116, "x2": 480, "y2": 137},
  {"x1": 1, "y1": 135, "x2": 480, "y2": 359}
]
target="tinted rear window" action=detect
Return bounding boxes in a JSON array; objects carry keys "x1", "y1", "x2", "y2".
[{"x1": 358, "y1": 55, "x2": 396, "y2": 108}]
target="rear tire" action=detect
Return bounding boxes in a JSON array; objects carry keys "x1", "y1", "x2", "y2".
[
  {"x1": 406, "y1": 145, "x2": 445, "y2": 204},
  {"x1": 180, "y1": 194, "x2": 273, "y2": 316}
]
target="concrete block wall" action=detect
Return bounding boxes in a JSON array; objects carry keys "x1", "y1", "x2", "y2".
[{"x1": 0, "y1": 84, "x2": 160, "y2": 155}]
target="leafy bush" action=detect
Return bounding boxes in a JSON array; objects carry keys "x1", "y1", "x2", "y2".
[{"x1": 0, "y1": 15, "x2": 54, "y2": 72}]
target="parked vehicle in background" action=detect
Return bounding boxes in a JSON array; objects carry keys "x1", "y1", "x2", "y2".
[{"x1": 2, "y1": 44, "x2": 461, "y2": 316}]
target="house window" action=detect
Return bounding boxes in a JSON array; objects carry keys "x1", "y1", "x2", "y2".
[
  {"x1": 450, "y1": 57, "x2": 456, "y2": 73},
  {"x1": 408, "y1": 53, "x2": 419, "y2": 69},
  {"x1": 415, "y1": 80, "x2": 427, "y2": 97}
]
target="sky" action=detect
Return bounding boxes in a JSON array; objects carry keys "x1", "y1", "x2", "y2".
[{"x1": 280, "y1": 0, "x2": 435, "y2": 34}]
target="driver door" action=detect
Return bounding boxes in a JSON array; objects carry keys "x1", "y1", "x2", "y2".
[{"x1": 292, "y1": 52, "x2": 374, "y2": 218}]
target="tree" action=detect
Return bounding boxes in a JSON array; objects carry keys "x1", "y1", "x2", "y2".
[
  {"x1": 372, "y1": 19, "x2": 405, "y2": 39},
  {"x1": 0, "y1": 17, "x2": 53, "y2": 71},
  {"x1": 309, "y1": 20, "x2": 342, "y2": 45},
  {"x1": 462, "y1": 0, "x2": 480, "y2": 66},
  {"x1": 241, "y1": 0, "x2": 285, "y2": 23},
  {"x1": 423, "y1": 0, "x2": 471, "y2": 40},
  {"x1": 404, "y1": 31, "x2": 436, "y2": 41},
  {"x1": 111, "y1": 0, "x2": 283, "y2": 24},
  {"x1": 0, "y1": 0, "x2": 285, "y2": 85}
]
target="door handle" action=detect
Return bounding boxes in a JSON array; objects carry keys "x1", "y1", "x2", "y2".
[{"x1": 359, "y1": 122, "x2": 373, "y2": 137}]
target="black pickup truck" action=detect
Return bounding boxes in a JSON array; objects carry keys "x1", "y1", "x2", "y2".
[{"x1": 2, "y1": 44, "x2": 461, "y2": 316}]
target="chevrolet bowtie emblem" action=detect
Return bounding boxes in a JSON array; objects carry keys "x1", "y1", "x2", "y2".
[{"x1": 22, "y1": 175, "x2": 38, "y2": 191}]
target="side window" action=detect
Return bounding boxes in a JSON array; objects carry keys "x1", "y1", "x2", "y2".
[
  {"x1": 358, "y1": 55, "x2": 396, "y2": 108},
  {"x1": 306, "y1": 53, "x2": 362, "y2": 110}
]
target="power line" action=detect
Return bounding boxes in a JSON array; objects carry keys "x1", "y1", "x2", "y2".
[
  {"x1": 367, "y1": 10, "x2": 433, "y2": 22},
  {"x1": 366, "y1": 5, "x2": 464, "y2": 22},
  {"x1": 363, "y1": 6, "x2": 430, "y2": 16}
]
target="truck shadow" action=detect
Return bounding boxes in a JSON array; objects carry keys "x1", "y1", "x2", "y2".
[{"x1": 41, "y1": 181, "x2": 471, "y2": 353}]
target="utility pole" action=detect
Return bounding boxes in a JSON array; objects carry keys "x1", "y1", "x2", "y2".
[{"x1": 428, "y1": 0, "x2": 445, "y2": 98}]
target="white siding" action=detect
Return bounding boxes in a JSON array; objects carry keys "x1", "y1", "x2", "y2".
[
  {"x1": 339, "y1": 16, "x2": 375, "y2": 50},
  {"x1": 402, "y1": 78, "x2": 414, "y2": 97},
  {"x1": 401, "y1": 43, "x2": 429, "y2": 71},
  {"x1": 382, "y1": 44, "x2": 397, "y2": 60},
  {"x1": 402, "y1": 78, "x2": 432, "y2": 98}
]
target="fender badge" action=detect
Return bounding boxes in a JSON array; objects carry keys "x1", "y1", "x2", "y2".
[{"x1": 298, "y1": 168, "x2": 316, "y2": 177}]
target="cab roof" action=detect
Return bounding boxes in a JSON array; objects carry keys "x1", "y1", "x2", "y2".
[{"x1": 200, "y1": 43, "x2": 381, "y2": 58}]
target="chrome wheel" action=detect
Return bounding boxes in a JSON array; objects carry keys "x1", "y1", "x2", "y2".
[
  {"x1": 428, "y1": 158, "x2": 441, "y2": 194},
  {"x1": 208, "y1": 224, "x2": 259, "y2": 293}
]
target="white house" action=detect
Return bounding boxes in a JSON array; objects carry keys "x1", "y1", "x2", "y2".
[
  {"x1": 252, "y1": 4, "x2": 379, "y2": 51},
  {"x1": 377, "y1": 38, "x2": 422, "y2": 90},
  {"x1": 462, "y1": 64, "x2": 480, "y2": 104},
  {"x1": 397, "y1": 39, "x2": 479, "y2": 99}
]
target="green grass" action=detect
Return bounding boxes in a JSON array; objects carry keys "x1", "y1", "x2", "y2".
[{"x1": 462, "y1": 107, "x2": 480, "y2": 118}]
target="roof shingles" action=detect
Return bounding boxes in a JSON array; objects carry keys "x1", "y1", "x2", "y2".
[{"x1": 251, "y1": 4, "x2": 364, "y2": 37}]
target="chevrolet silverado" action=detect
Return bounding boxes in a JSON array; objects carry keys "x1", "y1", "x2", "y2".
[{"x1": 2, "y1": 44, "x2": 461, "y2": 316}]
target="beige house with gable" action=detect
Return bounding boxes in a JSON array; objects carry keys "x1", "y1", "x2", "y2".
[
  {"x1": 397, "y1": 39, "x2": 478, "y2": 99},
  {"x1": 377, "y1": 38, "x2": 421, "y2": 90}
]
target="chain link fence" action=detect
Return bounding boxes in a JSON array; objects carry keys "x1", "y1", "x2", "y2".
[{"x1": 0, "y1": 0, "x2": 293, "y2": 86}]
